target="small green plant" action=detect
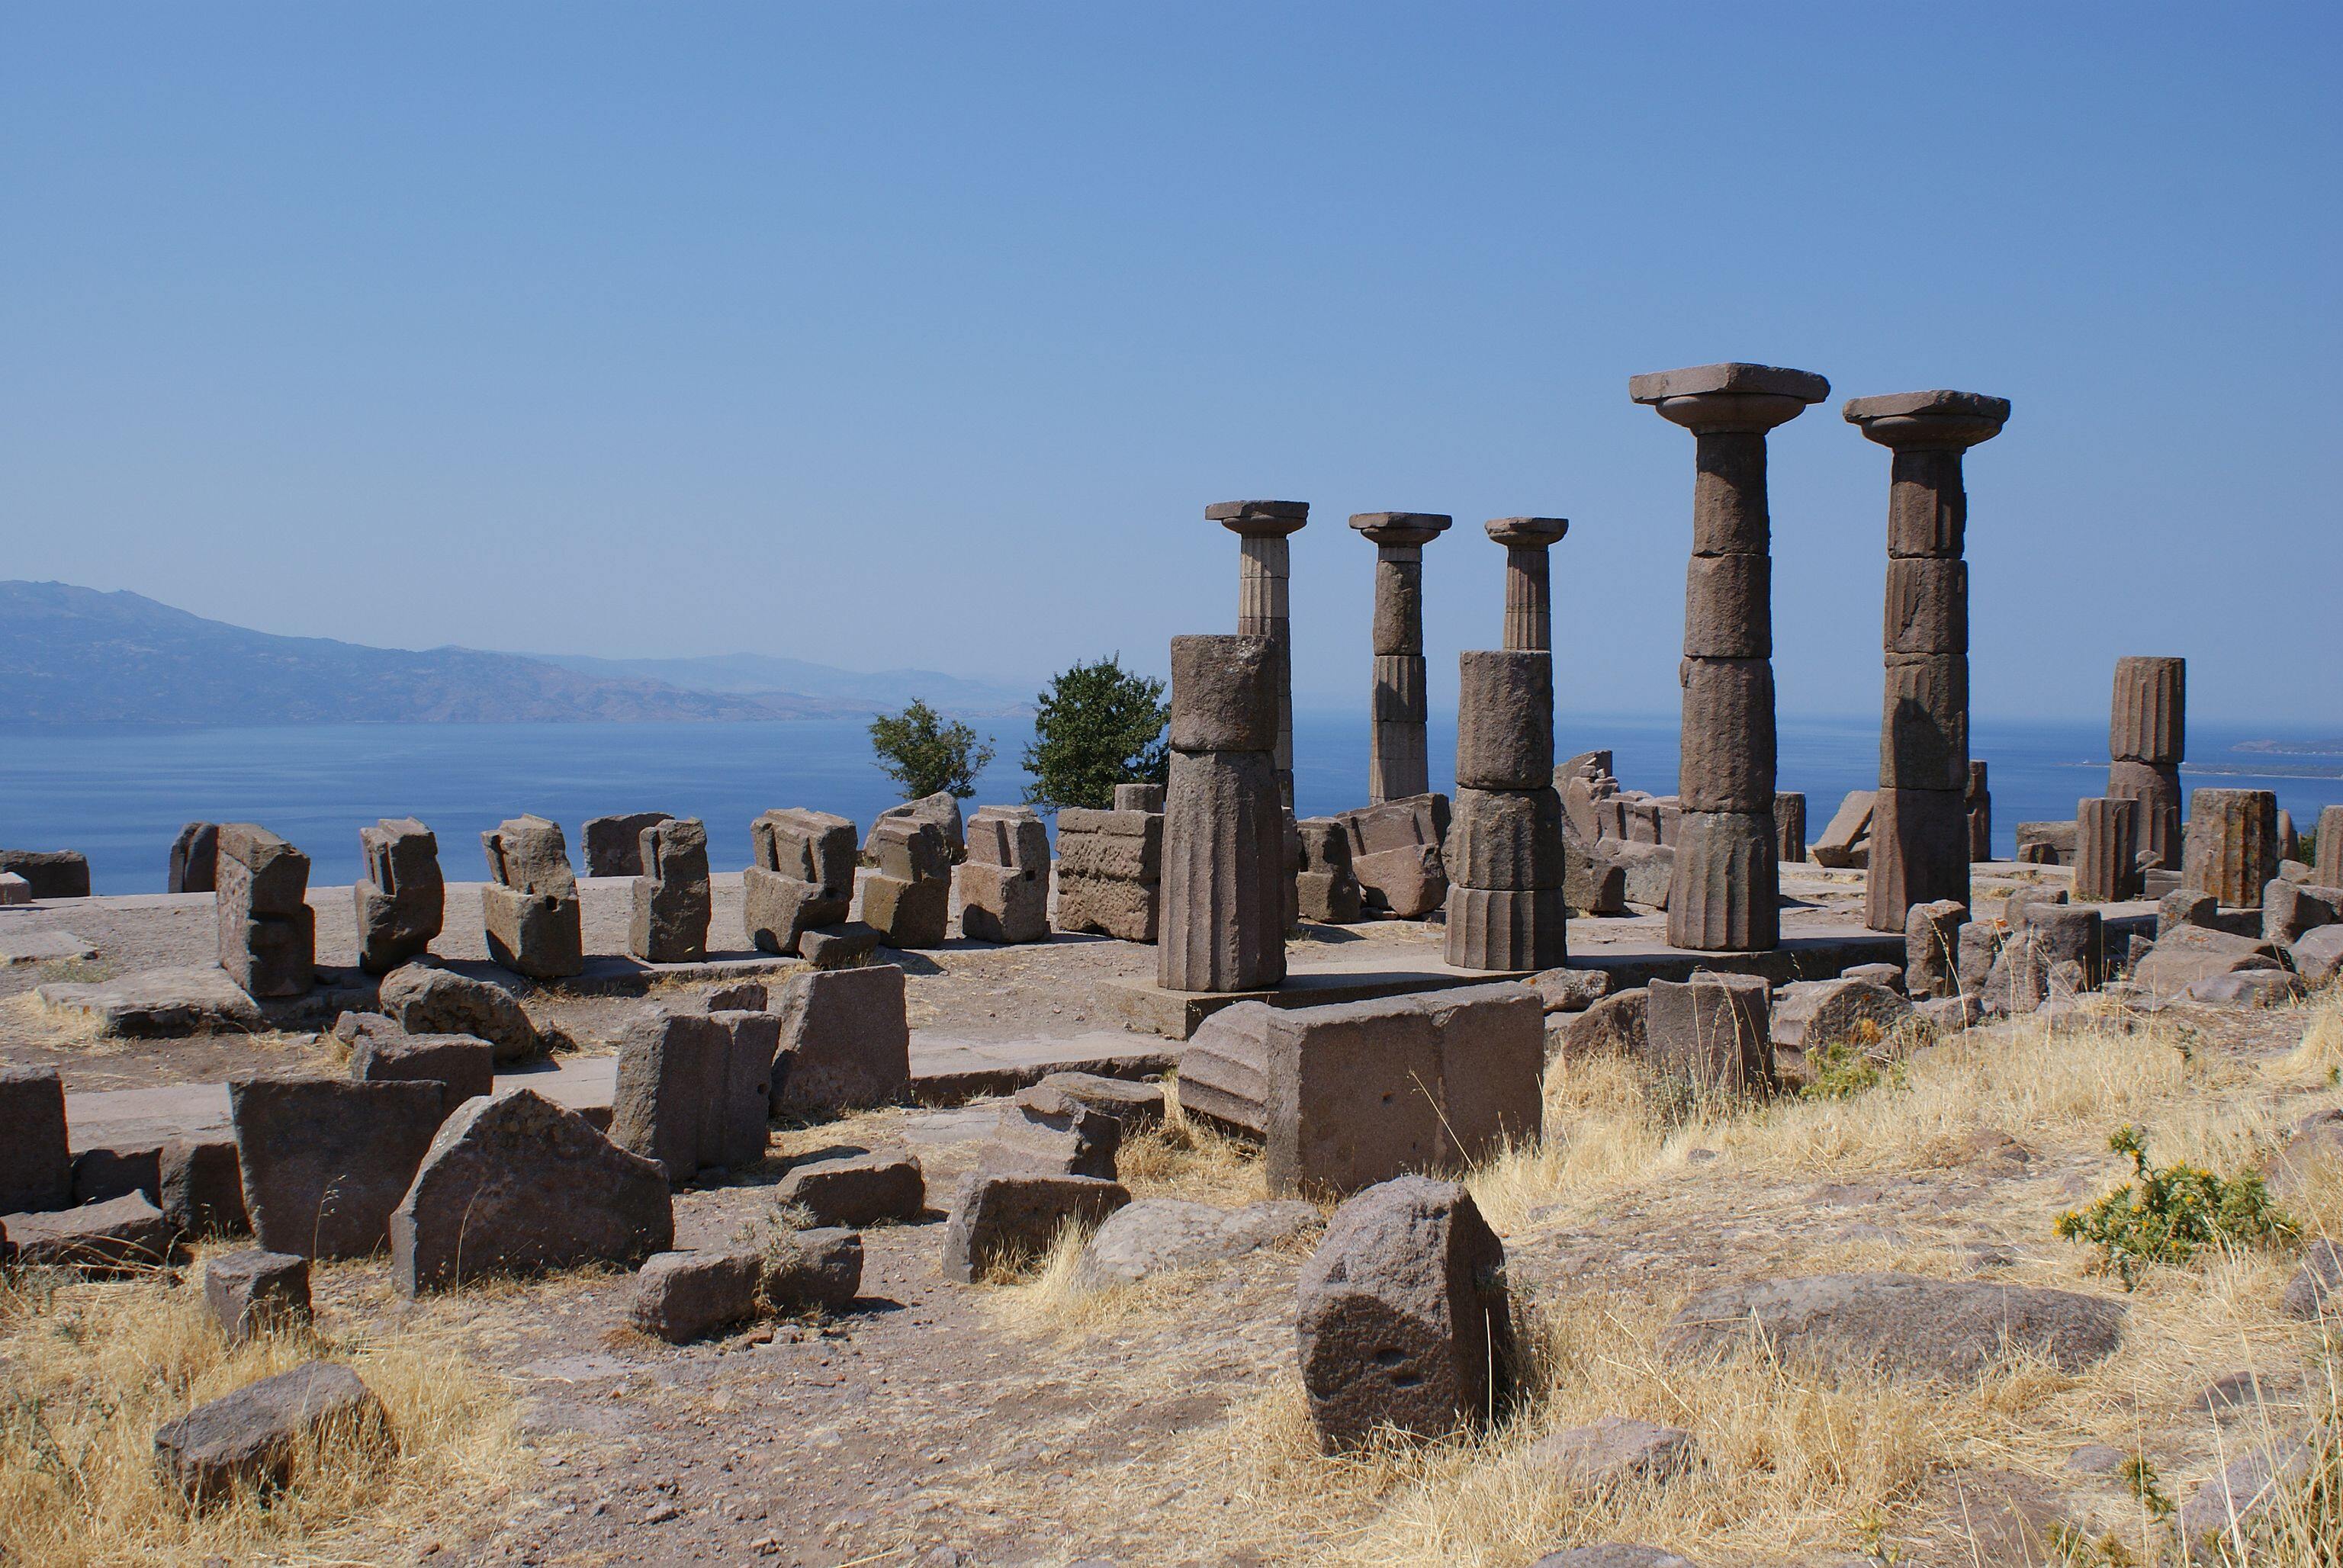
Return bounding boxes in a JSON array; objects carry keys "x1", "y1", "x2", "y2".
[
  {"x1": 1803, "y1": 1039, "x2": 1884, "y2": 1100},
  {"x1": 2055, "y1": 1126, "x2": 2297, "y2": 1289},
  {"x1": 1020, "y1": 654, "x2": 1168, "y2": 811},
  {"x1": 2120, "y1": 1454, "x2": 2176, "y2": 1522},
  {"x1": 867, "y1": 699, "x2": 995, "y2": 800},
  {"x1": 2045, "y1": 1521, "x2": 2139, "y2": 1567}
]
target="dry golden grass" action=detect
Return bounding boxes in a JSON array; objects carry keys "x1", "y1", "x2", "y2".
[{"x1": 0, "y1": 1252, "x2": 525, "y2": 1567}]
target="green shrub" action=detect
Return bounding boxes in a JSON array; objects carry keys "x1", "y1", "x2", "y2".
[
  {"x1": 1020, "y1": 655, "x2": 1168, "y2": 812},
  {"x1": 867, "y1": 699, "x2": 995, "y2": 801},
  {"x1": 1801, "y1": 1039, "x2": 1884, "y2": 1100},
  {"x1": 2055, "y1": 1126, "x2": 2296, "y2": 1289}
]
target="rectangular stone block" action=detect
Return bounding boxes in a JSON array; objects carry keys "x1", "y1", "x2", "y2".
[
  {"x1": 1113, "y1": 783, "x2": 1165, "y2": 813},
  {"x1": 743, "y1": 866, "x2": 850, "y2": 956},
  {"x1": 481, "y1": 884, "x2": 584, "y2": 979},
  {"x1": 1882, "y1": 557, "x2": 1966, "y2": 654},
  {"x1": 859, "y1": 872, "x2": 950, "y2": 949},
  {"x1": 1811, "y1": 789, "x2": 1875, "y2": 869},
  {"x1": 1351, "y1": 844, "x2": 1448, "y2": 921},
  {"x1": 1682, "y1": 553, "x2": 1770, "y2": 659},
  {"x1": 480, "y1": 815, "x2": 577, "y2": 898},
  {"x1": 610, "y1": 1010, "x2": 773, "y2": 1183},
  {"x1": 1676, "y1": 658, "x2": 1775, "y2": 813},
  {"x1": 1056, "y1": 826, "x2": 1163, "y2": 881},
  {"x1": 966, "y1": 805, "x2": 1048, "y2": 870},
  {"x1": 2183, "y1": 789, "x2": 2279, "y2": 908},
  {"x1": 2321, "y1": 805, "x2": 2343, "y2": 885},
  {"x1": 773, "y1": 964, "x2": 911, "y2": 1116},
  {"x1": 229, "y1": 1078, "x2": 447, "y2": 1259},
  {"x1": 1886, "y1": 447, "x2": 1967, "y2": 557},
  {"x1": 1444, "y1": 787, "x2": 1565, "y2": 892},
  {"x1": 1371, "y1": 654, "x2": 1425, "y2": 721},
  {"x1": 1054, "y1": 871, "x2": 1159, "y2": 943},
  {"x1": 220, "y1": 907, "x2": 317, "y2": 999},
  {"x1": 2109, "y1": 655, "x2": 2184, "y2": 764},
  {"x1": 2072, "y1": 796, "x2": 2141, "y2": 903},
  {"x1": 750, "y1": 808, "x2": 857, "y2": 893},
  {"x1": 1880, "y1": 653, "x2": 1968, "y2": 792},
  {"x1": 581, "y1": 811, "x2": 671, "y2": 877},
  {"x1": 872, "y1": 818, "x2": 953, "y2": 883},
  {"x1": 2265, "y1": 879, "x2": 2343, "y2": 947},
  {"x1": 1455, "y1": 651, "x2": 1554, "y2": 791},
  {"x1": 1168, "y1": 635, "x2": 1278, "y2": 753},
  {"x1": 354, "y1": 818, "x2": 443, "y2": 975},
  {"x1": 1343, "y1": 796, "x2": 1441, "y2": 856},
  {"x1": 2107, "y1": 759, "x2": 2183, "y2": 872},
  {"x1": 1, "y1": 1066, "x2": 71, "y2": 1213},
  {"x1": 349, "y1": 1033, "x2": 495, "y2": 1104},
  {"x1": 217, "y1": 824, "x2": 310, "y2": 916},
  {"x1": 958, "y1": 860, "x2": 1049, "y2": 944},
  {"x1": 1158, "y1": 747, "x2": 1286, "y2": 992},
  {"x1": 169, "y1": 821, "x2": 219, "y2": 895},
  {"x1": 629, "y1": 816, "x2": 712, "y2": 964},
  {"x1": 1863, "y1": 787, "x2": 1969, "y2": 932},
  {"x1": 1775, "y1": 792, "x2": 1806, "y2": 863},
  {"x1": 1443, "y1": 886, "x2": 1567, "y2": 971},
  {"x1": 1645, "y1": 972, "x2": 1773, "y2": 1096},
  {"x1": 2015, "y1": 820, "x2": 2078, "y2": 865},
  {"x1": 1904, "y1": 898, "x2": 1967, "y2": 999}
]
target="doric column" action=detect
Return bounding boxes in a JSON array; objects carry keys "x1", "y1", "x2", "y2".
[
  {"x1": 1485, "y1": 516, "x2": 1567, "y2": 652},
  {"x1": 2107, "y1": 656, "x2": 2185, "y2": 872},
  {"x1": 1844, "y1": 389, "x2": 2009, "y2": 933},
  {"x1": 1630, "y1": 361, "x2": 1830, "y2": 951},
  {"x1": 1348, "y1": 511, "x2": 1450, "y2": 803},
  {"x1": 1206, "y1": 500, "x2": 1308, "y2": 808},
  {"x1": 1447, "y1": 650, "x2": 1566, "y2": 970},
  {"x1": 1159, "y1": 635, "x2": 1287, "y2": 992}
]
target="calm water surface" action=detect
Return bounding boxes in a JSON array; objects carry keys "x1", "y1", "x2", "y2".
[{"x1": 3, "y1": 712, "x2": 2337, "y2": 894}]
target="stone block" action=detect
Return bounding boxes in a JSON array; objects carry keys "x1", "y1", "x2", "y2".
[
  {"x1": 871, "y1": 817, "x2": 953, "y2": 883},
  {"x1": 1564, "y1": 839, "x2": 1629, "y2": 917},
  {"x1": 750, "y1": 808, "x2": 858, "y2": 892},
  {"x1": 1967, "y1": 760, "x2": 1992, "y2": 862},
  {"x1": 1811, "y1": 789, "x2": 1875, "y2": 869},
  {"x1": 378, "y1": 962, "x2": 540, "y2": 1062},
  {"x1": 392, "y1": 1088, "x2": 673, "y2": 1294},
  {"x1": 1168, "y1": 634, "x2": 1278, "y2": 753},
  {"x1": 1772, "y1": 978, "x2": 1910, "y2": 1057},
  {"x1": 940, "y1": 1171, "x2": 1131, "y2": 1282},
  {"x1": 0, "y1": 872, "x2": 24, "y2": 905},
  {"x1": 2, "y1": 1192, "x2": 175, "y2": 1275},
  {"x1": 1445, "y1": 886, "x2": 1567, "y2": 971},
  {"x1": 610, "y1": 1011, "x2": 774, "y2": 1183},
  {"x1": 169, "y1": 821, "x2": 220, "y2": 894},
  {"x1": 799, "y1": 921, "x2": 882, "y2": 968},
  {"x1": 1455, "y1": 651, "x2": 1555, "y2": 791},
  {"x1": 353, "y1": 818, "x2": 443, "y2": 975},
  {"x1": 72, "y1": 1143, "x2": 161, "y2": 1207},
  {"x1": 1956, "y1": 920, "x2": 2000, "y2": 994},
  {"x1": 1159, "y1": 747, "x2": 1286, "y2": 992},
  {"x1": 153, "y1": 1361, "x2": 385, "y2": 1506},
  {"x1": 349, "y1": 1033, "x2": 494, "y2": 1104},
  {"x1": 2107, "y1": 760, "x2": 2183, "y2": 871},
  {"x1": 1351, "y1": 844, "x2": 1448, "y2": 920},
  {"x1": 967, "y1": 804, "x2": 1048, "y2": 869},
  {"x1": 772, "y1": 964, "x2": 911, "y2": 1116},
  {"x1": 580, "y1": 811, "x2": 671, "y2": 877},
  {"x1": 1775, "y1": 791, "x2": 1806, "y2": 863},
  {"x1": 2108, "y1": 656, "x2": 2184, "y2": 764},
  {"x1": 162, "y1": 1139, "x2": 248, "y2": 1238},
  {"x1": 1, "y1": 1065, "x2": 71, "y2": 1213},
  {"x1": 2071, "y1": 797, "x2": 2140, "y2": 904},
  {"x1": 1863, "y1": 786, "x2": 1969, "y2": 932},
  {"x1": 2293, "y1": 924, "x2": 2343, "y2": 986},
  {"x1": 1904, "y1": 898, "x2": 1968, "y2": 999},
  {"x1": 480, "y1": 814, "x2": 577, "y2": 897},
  {"x1": 1053, "y1": 870, "x2": 1160, "y2": 942},
  {"x1": 1445, "y1": 787, "x2": 1566, "y2": 892},
  {"x1": 1882, "y1": 557, "x2": 1967, "y2": 655},
  {"x1": 480, "y1": 884, "x2": 583, "y2": 980},
  {"x1": 959, "y1": 860, "x2": 1050, "y2": 944},
  {"x1": 1676, "y1": 658, "x2": 1775, "y2": 811},
  {"x1": 1880, "y1": 653, "x2": 1968, "y2": 792},
  {"x1": 1114, "y1": 782, "x2": 1165, "y2": 812},
  {"x1": 859, "y1": 872, "x2": 950, "y2": 949},
  {"x1": 984, "y1": 1082, "x2": 1125, "y2": 1180},
  {"x1": 204, "y1": 1248, "x2": 310, "y2": 1341},
  {"x1": 1666, "y1": 811, "x2": 1776, "y2": 952},
  {"x1": 1645, "y1": 972, "x2": 1773, "y2": 1096},
  {"x1": 2264, "y1": 879, "x2": 2343, "y2": 946},
  {"x1": 2014, "y1": 821, "x2": 2078, "y2": 865},
  {"x1": 630, "y1": 1249, "x2": 765, "y2": 1342},
  {"x1": 628, "y1": 816, "x2": 711, "y2": 963},
  {"x1": 1297, "y1": 1175, "x2": 1511, "y2": 1451},
  {"x1": 230, "y1": 1078, "x2": 446, "y2": 1260},
  {"x1": 1558, "y1": 988, "x2": 1649, "y2": 1062},
  {"x1": 1681, "y1": 553, "x2": 1769, "y2": 659},
  {"x1": 2183, "y1": 789, "x2": 2279, "y2": 908},
  {"x1": 776, "y1": 1151, "x2": 927, "y2": 1227},
  {"x1": 742, "y1": 867, "x2": 848, "y2": 956},
  {"x1": 1055, "y1": 818, "x2": 1163, "y2": 880},
  {"x1": 0, "y1": 850, "x2": 91, "y2": 899},
  {"x1": 866, "y1": 792, "x2": 965, "y2": 862},
  {"x1": 216, "y1": 825, "x2": 314, "y2": 998},
  {"x1": 2012, "y1": 905, "x2": 2105, "y2": 998}
]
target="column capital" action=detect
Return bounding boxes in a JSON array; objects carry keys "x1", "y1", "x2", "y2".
[
  {"x1": 1631, "y1": 361, "x2": 1829, "y2": 433},
  {"x1": 1485, "y1": 516, "x2": 1567, "y2": 548},
  {"x1": 1206, "y1": 499, "x2": 1309, "y2": 537},
  {"x1": 1843, "y1": 390, "x2": 2010, "y2": 451},
  {"x1": 1348, "y1": 511, "x2": 1451, "y2": 548}
]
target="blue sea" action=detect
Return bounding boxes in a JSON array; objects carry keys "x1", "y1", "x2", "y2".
[{"x1": 2, "y1": 712, "x2": 2338, "y2": 895}]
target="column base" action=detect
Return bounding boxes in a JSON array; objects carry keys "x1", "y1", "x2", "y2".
[{"x1": 1667, "y1": 811, "x2": 1778, "y2": 952}]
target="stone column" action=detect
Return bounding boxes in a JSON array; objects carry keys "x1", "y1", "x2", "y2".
[
  {"x1": 2108, "y1": 656, "x2": 2184, "y2": 872},
  {"x1": 2183, "y1": 788, "x2": 2278, "y2": 908},
  {"x1": 1966, "y1": 761, "x2": 1992, "y2": 862},
  {"x1": 1207, "y1": 500, "x2": 1308, "y2": 808},
  {"x1": 2073, "y1": 796, "x2": 2140, "y2": 903},
  {"x1": 1348, "y1": 512, "x2": 1451, "y2": 803},
  {"x1": 1447, "y1": 650, "x2": 1567, "y2": 970},
  {"x1": 1159, "y1": 634, "x2": 1287, "y2": 992},
  {"x1": 1630, "y1": 362, "x2": 1830, "y2": 951},
  {"x1": 1485, "y1": 516, "x2": 1568, "y2": 652},
  {"x1": 1844, "y1": 390, "x2": 2008, "y2": 934},
  {"x1": 2319, "y1": 805, "x2": 2343, "y2": 885}
]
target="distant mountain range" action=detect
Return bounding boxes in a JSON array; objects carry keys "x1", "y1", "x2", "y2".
[{"x1": 0, "y1": 581, "x2": 1033, "y2": 725}]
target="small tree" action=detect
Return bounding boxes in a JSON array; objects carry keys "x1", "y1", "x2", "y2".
[
  {"x1": 1021, "y1": 654, "x2": 1170, "y2": 811},
  {"x1": 868, "y1": 699, "x2": 995, "y2": 800}
]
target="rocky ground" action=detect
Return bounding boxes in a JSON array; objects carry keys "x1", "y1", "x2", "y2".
[{"x1": 5, "y1": 866, "x2": 2335, "y2": 1567}]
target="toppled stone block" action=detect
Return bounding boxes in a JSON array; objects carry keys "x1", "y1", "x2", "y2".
[
  {"x1": 72, "y1": 1143, "x2": 160, "y2": 1207},
  {"x1": 940, "y1": 1170, "x2": 1130, "y2": 1281},
  {"x1": 744, "y1": 808, "x2": 857, "y2": 956},
  {"x1": 581, "y1": 811, "x2": 672, "y2": 878},
  {"x1": 772, "y1": 964, "x2": 910, "y2": 1117},
  {"x1": 2014, "y1": 821, "x2": 2075, "y2": 866},
  {"x1": 349, "y1": 1032, "x2": 494, "y2": 1104},
  {"x1": 204, "y1": 1248, "x2": 311, "y2": 1341},
  {"x1": 1564, "y1": 838, "x2": 1629, "y2": 917},
  {"x1": 162, "y1": 1139, "x2": 249, "y2": 1238},
  {"x1": 1810, "y1": 789, "x2": 1875, "y2": 869},
  {"x1": 2, "y1": 1192, "x2": 175, "y2": 1275},
  {"x1": 2132, "y1": 924, "x2": 2284, "y2": 998},
  {"x1": 1602, "y1": 839, "x2": 1676, "y2": 909},
  {"x1": 610, "y1": 1011, "x2": 776, "y2": 1184},
  {"x1": 377, "y1": 962, "x2": 540, "y2": 1062},
  {"x1": 393, "y1": 1088, "x2": 672, "y2": 1293},
  {"x1": 216, "y1": 825, "x2": 314, "y2": 998},
  {"x1": 2264, "y1": 879, "x2": 2343, "y2": 947},
  {"x1": 706, "y1": 981, "x2": 768, "y2": 1011},
  {"x1": 1339, "y1": 795, "x2": 1450, "y2": 919},
  {"x1": 860, "y1": 818, "x2": 953, "y2": 948},
  {"x1": 2291, "y1": 924, "x2": 2343, "y2": 986},
  {"x1": 154, "y1": 1362, "x2": 386, "y2": 1506},
  {"x1": 982, "y1": 1081, "x2": 1124, "y2": 1180},
  {"x1": 0, "y1": 1065, "x2": 71, "y2": 1213},
  {"x1": 631, "y1": 1248, "x2": 764, "y2": 1341},
  {"x1": 867, "y1": 791, "x2": 966, "y2": 863},
  {"x1": 1559, "y1": 988, "x2": 1648, "y2": 1062},
  {"x1": 1904, "y1": 898, "x2": 1967, "y2": 999},
  {"x1": 1078, "y1": 1197, "x2": 1320, "y2": 1286},
  {"x1": 761, "y1": 1226, "x2": 863, "y2": 1312},
  {"x1": 1531, "y1": 968, "x2": 1612, "y2": 1014},
  {"x1": 1297, "y1": 1175, "x2": 1511, "y2": 1451},
  {"x1": 353, "y1": 818, "x2": 443, "y2": 975},
  {"x1": 2184, "y1": 969, "x2": 2304, "y2": 1008},
  {"x1": 1295, "y1": 815, "x2": 1364, "y2": 924},
  {"x1": 480, "y1": 815, "x2": 583, "y2": 979},
  {"x1": 628, "y1": 817, "x2": 712, "y2": 963},
  {"x1": 799, "y1": 921, "x2": 882, "y2": 969},
  {"x1": 775, "y1": 1151, "x2": 926, "y2": 1227},
  {"x1": 169, "y1": 821, "x2": 220, "y2": 894},
  {"x1": 230, "y1": 1078, "x2": 447, "y2": 1260},
  {"x1": 1771, "y1": 978, "x2": 1911, "y2": 1056},
  {"x1": 1522, "y1": 1415, "x2": 1695, "y2": 1497},
  {"x1": 0, "y1": 849, "x2": 91, "y2": 899},
  {"x1": 1645, "y1": 972, "x2": 1773, "y2": 1095}
]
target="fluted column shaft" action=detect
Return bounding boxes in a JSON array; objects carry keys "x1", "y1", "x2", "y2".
[
  {"x1": 1207, "y1": 501, "x2": 1308, "y2": 810},
  {"x1": 1487, "y1": 516, "x2": 1567, "y2": 656},
  {"x1": 2107, "y1": 655, "x2": 2185, "y2": 872},
  {"x1": 1350, "y1": 512, "x2": 1450, "y2": 805}
]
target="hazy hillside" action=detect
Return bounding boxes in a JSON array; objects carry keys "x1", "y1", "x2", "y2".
[
  {"x1": 0, "y1": 582, "x2": 847, "y2": 724},
  {"x1": 532, "y1": 651, "x2": 1033, "y2": 716}
]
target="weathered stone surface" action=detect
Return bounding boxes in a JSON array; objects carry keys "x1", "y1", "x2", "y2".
[
  {"x1": 1968, "y1": 760, "x2": 1992, "y2": 862},
  {"x1": 1522, "y1": 1415, "x2": 1695, "y2": 1497},
  {"x1": 153, "y1": 1361, "x2": 385, "y2": 1505},
  {"x1": 959, "y1": 804, "x2": 1051, "y2": 944},
  {"x1": 1053, "y1": 870, "x2": 1161, "y2": 943},
  {"x1": 1881, "y1": 557, "x2": 1965, "y2": 654},
  {"x1": 799, "y1": 921, "x2": 882, "y2": 969},
  {"x1": 2014, "y1": 904, "x2": 2106, "y2": 998},
  {"x1": 169, "y1": 821, "x2": 220, "y2": 894},
  {"x1": 1528, "y1": 1547, "x2": 1698, "y2": 1568},
  {"x1": 2108, "y1": 760, "x2": 2184, "y2": 874},
  {"x1": 1665, "y1": 1272, "x2": 2123, "y2": 1383},
  {"x1": 983, "y1": 1081, "x2": 1125, "y2": 1180},
  {"x1": 2291, "y1": 923, "x2": 2343, "y2": 985},
  {"x1": 1159, "y1": 745, "x2": 1286, "y2": 992},
  {"x1": 2108, "y1": 655, "x2": 2184, "y2": 764},
  {"x1": 0, "y1": 1065, "x2": 71, "y2": 1213},
  {"x1": 940, "y1": 1170, "x2": 1130, "y2": 1282},
  {"x1": 2, "y1": 1192, "x2": 175, "y2": 1274},
  {"x1": 1775, "y1": 790, "x2": 1806, "y2": 863},
  {"x1": 581, "y1": 811, "x2": 672, "y2": 878},
  {"x1": 1667, "y1": 811, "x2": 1776, "y2": 952},
  {"x1": 630, "y1": 1248, "x2": 764, "y2": 1342},
  {"x1": 760, "y1": 1226, "x2": 864, "y2": 1312},
  {"x1": 1032, "y1": 1072, "x2": 1166, "y2": 1135},
  {"x1": 628, "y1": 816, "x2": 711, "y2": 963},
  {"x1": 1602, "y1": 839, "x2": 1675, "y2": 909},
  {"x1": 1681, "y1": 551, "x2": 1769, "y2": 660},
  {"x1": 216, "y1": 824, "x2": 314, "y2": 998},
  {"x1": 162, "y1": 1139, "x2": 249, "y2": 1237},
  {"x1": 480, "y1": 813, "x2": 576, "y2": 896},
  {"x1": 377, "y1": 962, "x2": 539, "y2": 1062},
  {"x1": 2015, "y1": 820, "x2": 2078, "y2": 865},
  {"x1": 204, "y1": 1248, "x2": 310, "y2": 1341},
  {"x1": 2158, "y1": 887, "x2": 2219, "y2": 937},
  {"x1": 1078, "y1": 1197, "x2": 1319, "y2": 1286},
  {"x1": 2184, "y1": 789, "x2": 2280, "y2": 908},
  {"x1": 1297, "y1": 1175, "x2": 1511, "y2": 1451},
  {"x1": 0, "y1": 849, "x2": 92, "y2": 899},
  {"x1": 1455, "y1": 651, "x2": 1555, "y2": 791},
  {"x1": 72, "y1": 1143, "x2": 161, "y2": 1207},
  {"x1": 2071, "y1": 796, "x2": 2140, "y2": 903},
  {"x1": 859, "y1": 871, "x2": 950, "y2": 949},
  {"x1": 480, "y1": 815, "x2": 583, "y2": 978},
  {"x1": 1445, "y1": 787, "x2": 1566, "y2": 892},
  {"x1": 353, "y1": 818, "x2": 443, "y2": 975},
  {"x1": 392, "y1": 1088, "x2": 672, "y2": 1293},
  {"x1": 2264, "y1": 879, "x2": 2343, "y2": 946},
  {"x1": 1294, "y1": 816, "x2": 1363, "y2": 924},
  {"x1": 1168, "y1": 634, "x2": 1278, "y2": 753},
  {"x1": 1560, "y1": 988, "x2": 1648, "y2": 1061},
  {"x1": 744, "y1": 808, "x2": 857, "y2": 955},
  {"x1": 776, "y1": 1151, "x2": 926, "y2": 1227},
  {"x1": 1114, "y1": 782, "x2": 1165, "y2": 812},
  {"x1": 1811, "y1": 789, "x2": 1875, "y2": 868},
  {"x1": 1676, "y1": 658, "x2": 1774, "y2": 812},
  {"x1": 610, "y1": 1011, "x2": 774, "y2": 1183},
  {"x1": 1904, "y1": 898, "x2": 1967, "y2": 999},
  {"x1": 1771, "y1": 978, "x2": 1911, "y2": 1055},
  {"x1": 230, "y1": 1078, "x2": 445, "y2": 1260},
  {"x1": 0, "y1": 872, "x2": 27, "y2": 905},
  {"x1": 1445, "y1": 885, "x2": 1567, "y2": 972},
  {"x1": 349, "y1": 1032, "x2": 493, "y2": 1104},
  {"x1": 867, "y1": 792, "x2": 966, "y2": 863},
  {"x1": 1055, "y1": 821, "x2": 1163, "y2": 881},
  {"x1": 1864, "y1": 786, "x2": 1969, "y2": 932},
  {"x1": 1880, "y1": 654, "x2": 1968, "y2": 792},
  {"x1": 1646, "y1": 972, "x2": 1773, "y2": 1095},
  {"x1": 2184, "y1": 969, "x2": 2304, "y2": 1007},
  {"x1": 2176, "y1": 1438, "x2": 2318, "y2": 1544},
  {"x1": 1531, "y1": 968, "x2": 1612, "y2": 1014},
  {"x1": 2132, "y1": 924, "x2": 2284, "y2": 998},
  {"x1": 772, "y1": 964, "x2": 911, "y2": 1116},
  {"x1": 2282, "y1": 1239, "x2": 2343, "y2": 1320},
  {"x1": 1564, "y1": 838, "x2": 1630, "y2": 917}
]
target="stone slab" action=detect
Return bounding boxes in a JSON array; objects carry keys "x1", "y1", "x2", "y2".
[
  {"x1": 35, "y1": 965, "x2": 379, "y2": 1037},
  {"x1": 0, "y1": 929, "x2": 98, "y2": 965},
  {"x1": 1094, "y1": 967, "x2": 1533, "y2": 1041}
]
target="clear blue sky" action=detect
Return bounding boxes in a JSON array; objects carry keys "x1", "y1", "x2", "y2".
[{"x1": 5, "y1": 5, "x2": 2335, "y2": 724}]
